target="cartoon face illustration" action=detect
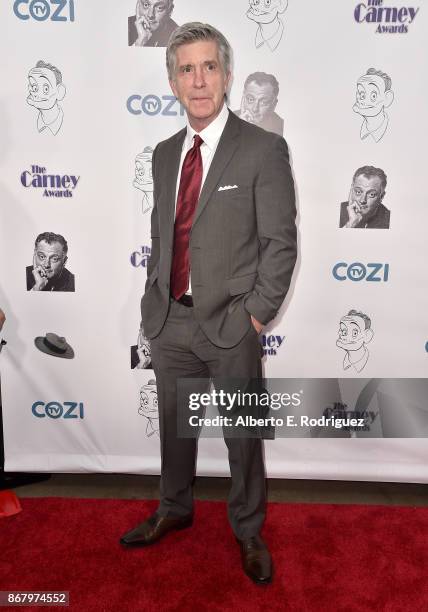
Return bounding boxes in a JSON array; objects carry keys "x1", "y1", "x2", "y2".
[
  {"x1": 139, "y1": 380, "x2": 158, "y2": 418},
  {"x1": 336, "y1": 310, "x2": 374, "y2": 373},
  {"x1": 353, "y1": 69, "x2": 394, "y2": 142},
  {"x1": 354, "y1": 72, "x2": 393, "y2": 118},
  {"x1": 27, "y1": 60, "x2": 66, "y2": 135},
  {"x1": 134, "y1": 148, "x2": 153, "y2": 191},
  {"x1": 27, "y1": 64, "x2": 65, "y2": 110},
  {"x1": 247, "y1": 0, "x2": 288, "y2": 24}
]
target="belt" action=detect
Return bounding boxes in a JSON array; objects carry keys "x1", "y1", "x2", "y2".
[{"x1": 171, "y1": 293, "x2": 194, "y2": 307}]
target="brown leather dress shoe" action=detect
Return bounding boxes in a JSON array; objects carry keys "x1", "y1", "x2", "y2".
[
  {"x1": 120, "y1": 513, "x2": 193, "y2": 547},
  {"x1": 237, "y1": 535, "x2": 272, "y2": 584}
]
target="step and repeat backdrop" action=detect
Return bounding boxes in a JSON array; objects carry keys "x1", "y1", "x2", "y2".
[{"x1": 0, "y1": 0, "x2": 427, "y2": 481}]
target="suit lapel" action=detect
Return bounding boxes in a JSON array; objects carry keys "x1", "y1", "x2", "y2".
[
  {"x1": 191, "y1": 110, "x2": 241, "y2": 231},
  {"x1": 164, "y1": 128, "x2": 186, "y2": 242}
]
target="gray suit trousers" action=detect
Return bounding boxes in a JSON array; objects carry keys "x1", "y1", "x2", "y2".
[{"x1": 150, "y1": 298, "x2": 266, "y2": 540}]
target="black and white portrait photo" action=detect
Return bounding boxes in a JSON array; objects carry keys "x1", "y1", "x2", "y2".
[
  {"x1": 131, "y1": 323, "x2": 152, "y2": 369},
  {"x1": 128, "y1": 0, "x2": 179, "y2": 47},
  {"x1": 234, "y1": 72, "x2": 283, "y2": 136},
  {"x1": 339, "y1": 166, "x2": 390, "y2": 229},
  {"x1": 26, "y1": 232, "x2": 75, "y2": 292}
]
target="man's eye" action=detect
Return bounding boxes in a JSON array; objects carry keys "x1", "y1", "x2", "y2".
[
  {"x1": 360, "y1": 91, "x2": 365, "y2": 100},
  {"x1": 370, "y1": 92, "x2": 377, "y2": 102},
  {"x1": 31, "y1": 84, "x2": 38, "y2": 92},
  {"x1": 368, "y1": 192, "x2": 377, "y2": 198},
  {"x1": 43, "y1": 84, "x2": 49, "y2": 94},
  {"x1": 206, "y1": 63, "x2": 216, "y2": 71},
  {"x1": 181, "y1": 66, "x2": 193, "y2": 73},
  {"x1": 245, "y1": 96, "x2": 255, "y2": 104},
  {"x1": 51, "y1": 257, "x2": 60, "y2": 263},
  {"x1": 354, "y1": 189, "x2": 361, "y2": 195},
  {"x1": 352, "y1": 330, "x2": 358, "y2": 338}
]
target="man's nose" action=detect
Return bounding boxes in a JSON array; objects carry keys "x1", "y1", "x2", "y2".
[
  {"x1": 193, "y1": 67, "x2": 206, "y2": 88},
  {"x1": 147, "y1": 6, "x2": 155, "y2": 19}
]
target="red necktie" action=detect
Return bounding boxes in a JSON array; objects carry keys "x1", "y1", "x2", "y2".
[{"x1": 170, "y1": 134, "x2": 204, "y2": 300}]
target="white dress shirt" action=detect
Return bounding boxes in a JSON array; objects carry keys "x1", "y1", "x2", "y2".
[{"x1": 175, "y1": 102, "x2": 229, "y2": 295}]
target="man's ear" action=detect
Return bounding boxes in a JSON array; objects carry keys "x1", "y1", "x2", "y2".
[
  {"x1": 364, "y1": 328, "x2": 374, "y2": 344},
  {"x1": 169, "y1": 78, "x2": 178, "y2": 99},
  {"x1": 384, "y1": 89, "x2": 394, "y2": 108},
  {"x1": 278, "y1": 0, "x2": 289, "y2": 14},
  {"x1": 57, "y1": 83, "x2": 66, "y2": 101},
  {"x1": 63, "y1": 255, "x2": 68, "y2": 266}
]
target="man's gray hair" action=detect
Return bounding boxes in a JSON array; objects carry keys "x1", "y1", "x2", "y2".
[{"x1": 166, "y1": 22, "x2": 232, "y2": 80}]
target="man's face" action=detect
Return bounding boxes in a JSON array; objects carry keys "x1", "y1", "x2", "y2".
[
  {"x1": 137, "y1": 0, "x2": 170, "y2": 32},
  {"x1": 336, "y1": 316, "x2": 367, "y2": 352},
  {"x1": 353, "y1": 74, "x2": 392, "y2": 118},
  {"x1": 242, "y1": 81, "x2": 277, "y2": 123},
  {"x1": 247, "y1": 0, "x2": 287, "y2": 24},
  {"x1": 139, "y1": 388, "x2": 158, "y2": 416},
  {"x1": 169, "y1": 40, "x2": 231, "y2": 131},
  {"x1": 34, "y1": 240, "x2": 67, "y2": 280},
  {"x1": 27, "y1": 68, "x2": 61, "y2": 110},
  {"x1": 351, "y1": 174, "x2": 384, "y2": 220},
  {"x1": 135, "y1": 158, "x2": 153, "y2": 189}
]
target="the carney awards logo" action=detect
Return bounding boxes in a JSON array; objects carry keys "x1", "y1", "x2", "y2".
[
  {"x1": 21, "y1": 164, "x2": 80, "y2": 197},
  {"x1": 354, "y1": 0, "x2": 419, "y2": 33}
]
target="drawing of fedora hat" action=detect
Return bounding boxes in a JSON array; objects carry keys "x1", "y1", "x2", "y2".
[{"x1": 34, "y1": 333, "x2": 74, "y2": 359}]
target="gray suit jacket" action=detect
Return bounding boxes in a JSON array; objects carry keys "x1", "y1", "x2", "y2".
[{"x1": 141, "y1": 110, "x2": 297, "y2": 348}]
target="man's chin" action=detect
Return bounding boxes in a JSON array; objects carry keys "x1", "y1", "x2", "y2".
[{"x1": 246, "y1": 10, "x2": 275, "y2": 24}]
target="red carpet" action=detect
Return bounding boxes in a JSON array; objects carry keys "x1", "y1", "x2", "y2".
[{"x1": 1, "y1": 498, "x2": 428, "y2": 611}]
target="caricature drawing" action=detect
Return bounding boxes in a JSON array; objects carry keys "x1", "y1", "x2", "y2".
[
  {"x1": 246, "y1": 0, "x2": 288, "y2": 51},
  {"x1": 133, "y1": 147, "x2": 154, "y2": 214},
  {"x1": 353, "y1": 68, "x2": 394, "y2": 143},
  {"x1": 336, "y1": 310, "x2": 374, "y2": 373},
  {"x1": 27, "y1": 60, "x2": 66, "y2": 136},
  {"x1": 139, "y1": 380, "x2": 159, "y2": 437}
]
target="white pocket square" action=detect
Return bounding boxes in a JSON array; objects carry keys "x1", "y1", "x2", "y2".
[{"x1": 218, "y1": 184, "x2": 238, "y2": 191}]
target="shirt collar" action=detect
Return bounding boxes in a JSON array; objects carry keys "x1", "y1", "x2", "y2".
[
  {"x1": 255, "y1": 18, "x2": 284, "y2": 51},
  {"x1": 37, "y1": 106, "x2": 63, "y2": 136},
  {"x1": 343, "y1": 347, "x2": 369, "y2": 373},
  {"x1": 185, "y1": 102, "x2": 229, "y2": 151},
  {"x1": 360, "y1": 112, "x2": 389, "y2": 142}
]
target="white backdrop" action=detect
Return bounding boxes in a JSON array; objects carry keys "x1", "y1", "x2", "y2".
[{"x1": 1, "y1": 0, "x2": 427, "y2": 481}]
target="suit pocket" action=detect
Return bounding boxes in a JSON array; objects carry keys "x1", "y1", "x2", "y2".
[{"x1": 227, "y1": 271, "x2": 257, "y2": 296}]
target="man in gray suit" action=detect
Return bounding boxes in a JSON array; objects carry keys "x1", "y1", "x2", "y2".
[{"x1": 120, "y1": 22, "x2": 297, "y2": 585}]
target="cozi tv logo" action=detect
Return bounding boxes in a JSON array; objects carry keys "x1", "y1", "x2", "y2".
[
  {"x1": 332, "y1": 262, "x2": 390, "y2": 282},
  {"x1": 354, "y1": 0, "x2": 419, "y2": 33},
  {"x1": 261, "y1": 334, "x2": 285, "y2": 357},
  {"x1": 14, "y1": 0, "x2": 75, "y2": 21},
  {"x1": 32, "y1": 401, "x2": 84, "y2": 419},
  {"x1": 21, "y1": 165, "x2": 80, "y2": 198},
  {"x1": 126, "y1": 95, "x2": 185, "y2": 117},
  {"x1": 131, "y1": 246, "x2": 151, "y2": 268}
]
